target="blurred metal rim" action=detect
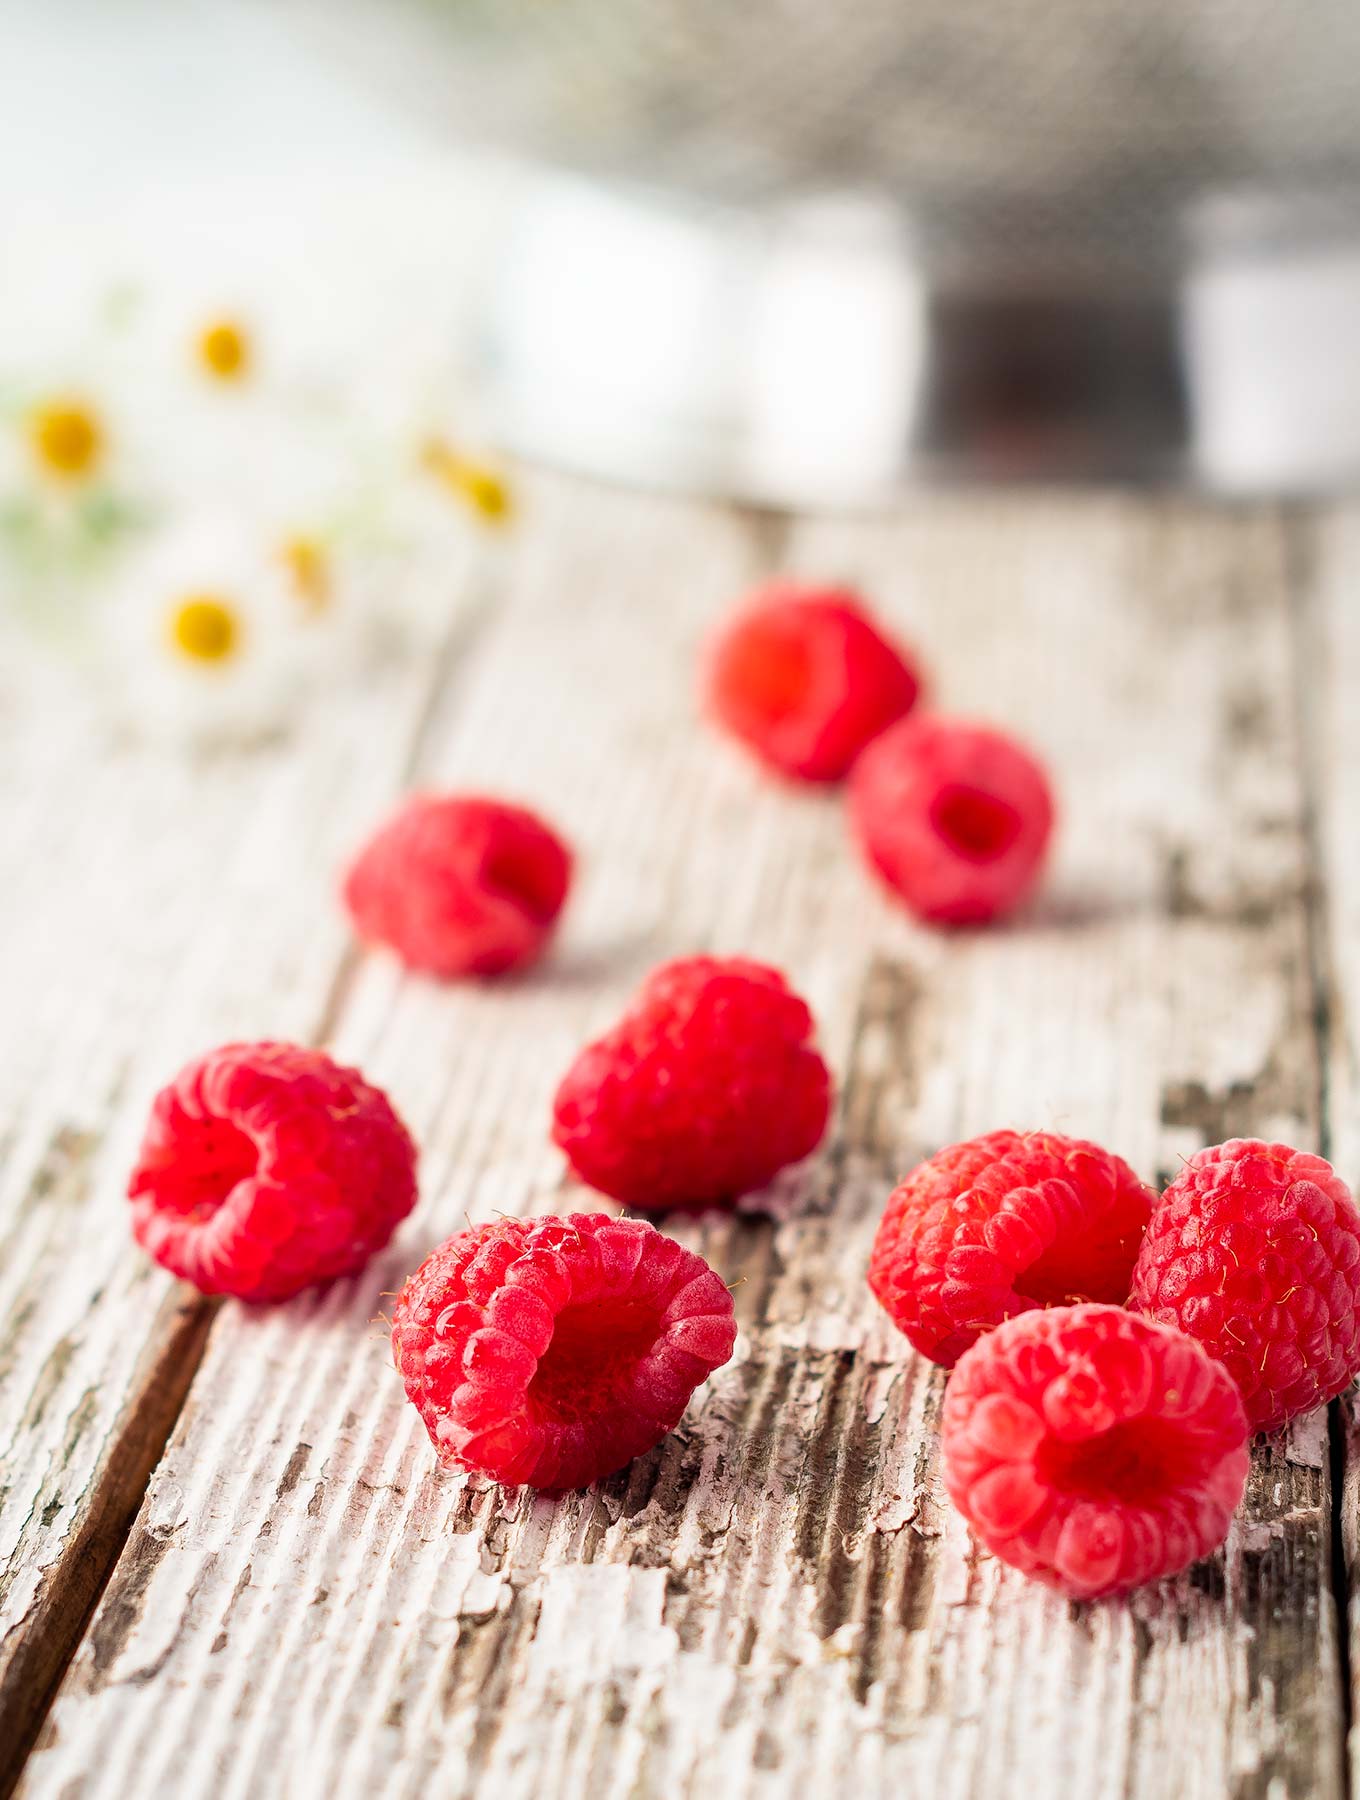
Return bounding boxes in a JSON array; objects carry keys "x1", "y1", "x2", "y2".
[
  {"x1": 285, "y1": 0, "x2": 1360, "y2": 496},
  {"x1": 476, "y1": 173, "x2": 1360, "y2": 500}
]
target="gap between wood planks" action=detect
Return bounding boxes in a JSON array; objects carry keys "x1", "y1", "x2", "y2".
[
  {"x1": 0, "y1": 578, "x2": 502, "y2": 1800},
  {"x1": 6, "y1": 496, "x2": 1355, "y2": 1797},
  {"x1": 0, "y1": 1291, "x2": 215, "y2": 1800},
  {"x1": 0, "y1": 508, "x2": 789, "y2": 1797},
  {"x1": 1285, "y1": 504, "x2": 1355, "y2": 1798}
]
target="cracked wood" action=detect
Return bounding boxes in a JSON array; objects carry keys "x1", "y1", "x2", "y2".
[{"x1": 4, "y1": 485, "x2": 1354, "y2": 1800}]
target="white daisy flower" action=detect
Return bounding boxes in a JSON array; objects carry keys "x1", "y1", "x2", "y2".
[
  {"x1": 191, "y1": 314, "x2": 254, "y2": 387},
  {"x1": 332, "y1": 357, "x2": 517, "y2": 651},
  {"x1": 0, "y1": 280, "x2": 513, "y2": 680},
  {"x1": 0, "y1": 286, "x2": 154, "y2": 505},
  {"x1": 99, "y1": 513, "x2": 312, "y2": 747},
  {"x1": 107, "y1": 317, "x2": 366, "y2": 663},
  {"x1": 349, "y1": 341, "x2": 514, "y2": 533},
  {"x1": 0, "y1": 375, "x2": 152, "y2": 647},
  {"x1": 22, "y1": 393, "x2": 106, "y2": 484}
]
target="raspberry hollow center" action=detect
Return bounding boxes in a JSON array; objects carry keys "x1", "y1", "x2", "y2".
[
  {"x1": 528, "y1": 1297, "x2": 662, "y2": 1425},
  {"x1": 152, "y1": 1117, "x2": 258, "y2": 1221},
  {"x1": 929, "y1": 784, "x2": 1023, "y2": 863},
  {"x1": 1036, "y1": 1417, "x2": 1211, "y2": 1507},
  {"x1": 1012, "y1": 1258, "x2": 1090, "y2": 1307}
]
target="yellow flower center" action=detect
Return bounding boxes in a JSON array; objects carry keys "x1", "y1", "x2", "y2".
[
  {"x1": 421, "y1": 438, "x2": 513, "y2": 525},
  {"x1": 280, "y1": 534, "x2": 330, "y2": 615},
  {"x1": 197, "y1": 319, "x2": 250, "y2": 382},
  {"x1": 168, "y1": 593, "x2": 241, "y2": 665},
  {"x1": 28, "y1": 400, "x2": 103, "y2": 481}
]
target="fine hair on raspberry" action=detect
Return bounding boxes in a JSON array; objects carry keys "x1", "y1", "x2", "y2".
[
  {"x1": 943, "y1": 1304, "x2": 1250, "y2": 1598},
  {"x1": 703, "y1": 581, "x2": 923, "y2": 782},
  {"x1": 128, "y1": 1041, "x2": 418, "y2": 1302},
  {"x1": 868, "y1": 1129, "x2": 1154, "y2": 1366},
  {"x1": 551, "y1": 955, "x2": 832, "y2": 1211},
  {"x1": 849, "y1": 715, "x2": 1054, "y2": 926},
  {"x1": 343, "y1": 791, "x2": 573, "y2": 979},
  {"x1": 391, "y1": 1213, "x2": 738, "y2": 1490},
  {"x1": 1130, "y1": 1137, "x2": 1360, "y2": 1431}
]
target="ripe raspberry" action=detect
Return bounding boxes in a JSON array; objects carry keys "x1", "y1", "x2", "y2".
[
  {"x1": 1129, "y1": 1138, "x2": 1360, "y2": 1431},
  {"x1": 343, "y1": 793, "x2": 572, "y2": 979},
  {"x1": 868, "y1": 1130, "x2": 1154, "y2": 1367},
  {"x1": 392, "y1": 1213, "x2": 737, "y2": 1489},
  {"x1": 551, "y1": 956, "x2": 832, "y2": 1212},
  {"x1": 943, "y1": 1304, "x2": 1250, "y2": 1598},
  {"x1": 128, "y1": 1041, "x2": 418, "y2": 1302},
  {"x1": 849, "y1": 716, "x2": 1054, "y2": 926},
  {"x1": 704, "y1": 583, "x2": 922, "y2": 782}
]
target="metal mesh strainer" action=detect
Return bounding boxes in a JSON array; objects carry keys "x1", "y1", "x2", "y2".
[
  {"x1": 304, "y1": 0, "x2": 1360, "y2": 264},
  {"x1": 290, "y1": 0, "x2": 1360, "y2": 493}
]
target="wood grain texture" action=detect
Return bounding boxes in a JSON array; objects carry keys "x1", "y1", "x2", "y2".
[
  {"x1": 0, "y1": 563, "x2": 489, "y2": 1792},
  {"x1": 1304, "y1": 504, "x2": 1360, "y2": 1791},
  {"x1": 6, "y1": 485, "x2": 1350, "y2": 1799}
]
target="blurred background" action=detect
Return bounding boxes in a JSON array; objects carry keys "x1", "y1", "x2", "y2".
[
  {"x1": 0, "y1": 0, "x2": 518, "y2": 745},
  {"x1": 6, "y1": 0, "x2": 1360, "y2": 749},
  {"x1": 293, "y1": 0, "x2": 1360, "y2": 498}
]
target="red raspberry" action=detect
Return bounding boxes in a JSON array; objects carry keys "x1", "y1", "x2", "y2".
[
  {"x1": 551, "y1": 956, "x2": 832, "y2": 1212},
  {"x1": 943, "y1": 1304, "x2": 1249, "y2": 1598},
  {"x1": 1129, "y1": 1138, "x2": 1360, "y2": 1431},
  {"x1": 704, "y1": 583, "x2": 923, "y2": 782},
  {"x1": 391, "y1": 1213, "x2": 737, "y2": 1489},
  {"x1": 343, "y1": 793, "x2": 572, "y2": 979},
  {"x1": 128, "y1": 1041, "x2": 418, "y2": 1302},
  {"x1": 849, "y1": 716, "x2": 1054, "y2": 926},
  {"x1": 868, "y1": 1130, "x2": 1154, "y2": 1367}
]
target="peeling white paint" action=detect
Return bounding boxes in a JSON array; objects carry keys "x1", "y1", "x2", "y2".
[{"x1": 6, "y1": 487, "x2": 1355, "y2": 1800}]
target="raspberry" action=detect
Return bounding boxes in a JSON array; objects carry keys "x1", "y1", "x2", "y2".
[
  {"x1": 343, "y1": 793, "x2": 572, "y2": 979},
  {"x1": 849, "y1": 716, "x2": 1054, "y2": 926},
  {"x1": 868, "y1": 1130, "x2": 1154, "y2": 1367},
  {"x1": 128, "y1": 1041, "x2": 418, "y2": 1302},
  {"x1": 942, "y1": 1304, "x2": 1249, "y2": 1598},
  {"x1": 392, "y1": 1213, "x2": 737, "y2": 1489},
  {"x1": 551, "y1": 956, "x2": 832, "y2": 1211},
  {"x1": 704, "y1": 583, "x2": 922, "y2": 782},
  {"x1": 1129, "y1": 1138, "x2": 1360, "y2": 1431}
]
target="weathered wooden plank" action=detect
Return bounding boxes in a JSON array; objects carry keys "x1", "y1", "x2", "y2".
[
  {"x1": 1302, "y1": 504, "x2": 1360, "y2": 1790},
  {"x1": 16, "y1": 489, "x2": 1342, "y2": 1799},
  {"x1": 0, "y1": 561, "x2": 492, "y2": 1790},
  {"x1": 777, "y1": 500, "x2": 1339, "y2": 1800}
]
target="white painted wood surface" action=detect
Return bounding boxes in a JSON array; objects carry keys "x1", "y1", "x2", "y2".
[
  {"x1": 0, "y1": 616, "x2": 467, "y2": 1774},
  {"x1": 1310, "y1": 508, "x2": 1360, "y2": 1789},
  {"x1": 1, "y1": 481, "x2": 1354, "y2": 1799}
]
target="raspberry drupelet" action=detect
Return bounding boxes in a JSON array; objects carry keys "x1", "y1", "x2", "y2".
[
  {"x1": 849, "y1": 715, "x2": 1054, "y2": 926},
  {"x1": 868, "y1": 1130, "x2": 1154, "y2": 1367},
  {"x1": 704, "y1": 582, "x2": 923, "y2": 782},
  {"x1": 551, "y1": 955, "x2": 832, "y2": 1212},
  {"x1": 943, "y1": 1304, "x2": 1250, "y2": 1598},
  {"x1": 391, "y1": 1213, "x2": 738, "y2": 1489},
  {"x1": 1130, "y1": 1138, "x2": 1360, "y2": 1431},
  {"x1": 343, "y1": 792, "x2": 572, "y2": 979},
  {"x1": 128, "y1": 1041, "x2": 418, "y2": 1302}
]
